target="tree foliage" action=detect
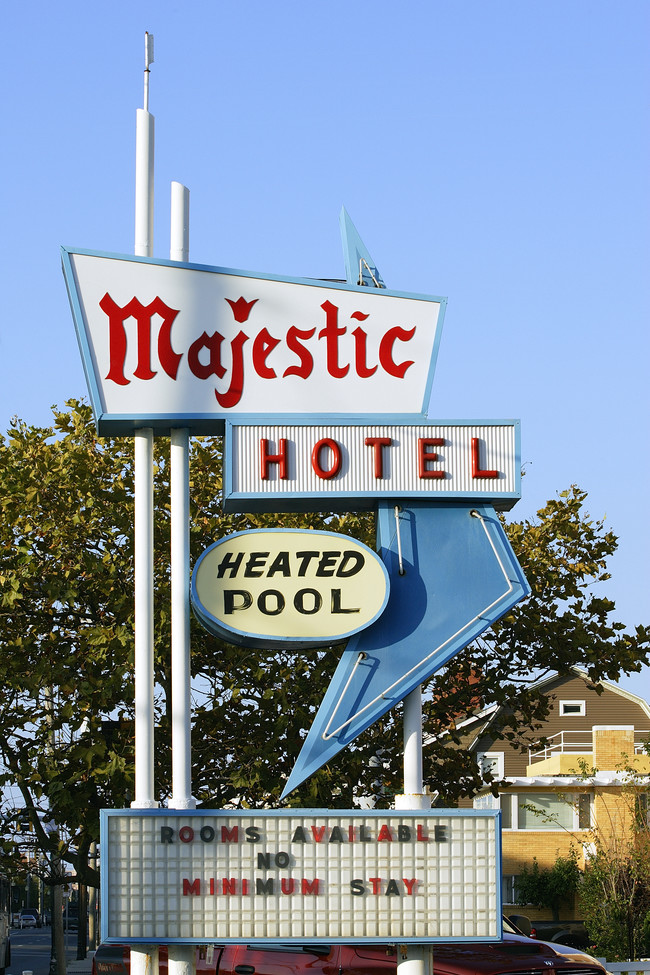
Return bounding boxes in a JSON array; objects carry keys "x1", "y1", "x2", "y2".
[
  {"x1": 423, "y1": 488, "x2": 650, "y2": 801},
  {"x1": 577, "y1": 755, "x2": 650, "y2": 960},
  {"x1": 580, "y1": 844, "x2": 650, "y2": 960},
  {"x1": 515, "y1": 848, "x2": 581, "y2": 921},
  {"x1": 0, "y1": 401, "x2": 649, "y2": 891}
]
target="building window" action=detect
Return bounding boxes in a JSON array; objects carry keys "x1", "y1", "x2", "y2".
[
  {"x1": 517, "y1": 793, "x2": 575, "y2": 830},
  {"x1": 476, "y1": 791, "x2": 590, "y2": 830},
  {"x1": 473, "y1": 792, "x2": 500, "y2": 810},
  {"x1": 477, "y1": 751, "x2": 504, "y2": 780},
  {"x1": 500, "y1": 794, "x2": 513, "y2": 828},
  {"x1": 578, "y1": 793, "x2": 592, "y2": 829},
  {"x1": 472, "y1": 792, "x2": 512, "y2": 826},
  {"x1": 560, "y1": 700, "x2": 585, "y2": 716},
  {"x1": 502, "y1": 875, "x2": 520, "y2": 903},
  {"x1": 636, "y1": 792, "x2": 650, "y2": 828}
]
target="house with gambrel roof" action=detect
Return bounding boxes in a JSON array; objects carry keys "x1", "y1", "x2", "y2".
[{"x1": 450, "y1": 667, "x2": 650, "y2": 920}]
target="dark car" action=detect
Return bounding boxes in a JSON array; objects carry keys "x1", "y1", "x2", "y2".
[
  {"x1": 508, "y1": 914, "x2": 593, "y2": 952},
  {"x1": 93, "y1": 921, "x2": 607, "y2": 975}
]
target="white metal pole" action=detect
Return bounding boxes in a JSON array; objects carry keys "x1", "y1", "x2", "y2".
[
  {"x1": 169, "y1": 180, "x2": 194, "y2": 810},
  {"x1": 135, "y1": 109, "x2": 154, "y2": 259},
  {"x1": 168, "y1": 182, "x2": 196, "y2": 975},
  {"x1": 132, "y1": 39, "x2": 157, "y2": 810},
  {"x1": 132, "y1": 34, "x2": 157, "y2": 810},
  {"x1": 396, "y1": 687, "x2": 431, "y2": 975},
  {"x1": 170, "y1": 181, "x2": 190, "y2": 263},
  {"x1": 131, "y1": 31, "x2": 158, "y2": 975},
  {"x1": 403, "y1": 687, "x2": 424, "y2": 797},
  {"x1": 170, "y1": 426, "x2": 194, "y2": 806},
  {"x1": 133, "y1": 429, "x2": 156, "y2": 807}
]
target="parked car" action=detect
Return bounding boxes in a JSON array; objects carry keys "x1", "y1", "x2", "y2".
[
  {"x1": 18, "y1": 910, "x2": 41, "y2": 929},
  {"x1": 508, "y1": 914, "x2": 593, "y2": 951},
  {"x1": 92, "y1": 921, "x2": 607, "y2": 975}
]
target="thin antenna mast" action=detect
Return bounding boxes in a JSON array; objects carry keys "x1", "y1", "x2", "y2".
[{"x1": 144, "y1": 32, "x2": 154, "y2": 111}]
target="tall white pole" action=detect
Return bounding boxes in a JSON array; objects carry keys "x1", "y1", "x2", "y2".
[
  {"x1": 132, "y1": 33, "x2": 157, "y2": 811},
  {"x1": 396, "y1": 688, "x2": 431, "y2": 975},
  {"x1": 169, "y1": 181, "x2": 195, "y2": 810},
  {"x1": 168, "y1": 414, "x2": 196, "y2": 975},
  {"x1": 131, "y1": 31, "x2": 159, "y2": 975},
  {"x1": 403, "y1": 687, "x2": 424, "y2": 797},
  {"x1": 170, "y1": 181, "x2": 190, "y2": 263},
  {"x1": 133, "y1": 429, "x2": 156, "y2": 807}
]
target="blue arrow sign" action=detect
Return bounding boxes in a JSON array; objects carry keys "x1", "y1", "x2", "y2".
[{"x1": 281, "y1": 501, "x2": 530, "y2": 798}]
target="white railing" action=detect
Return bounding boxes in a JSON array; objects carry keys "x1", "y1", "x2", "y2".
[
  {"x1": 528, "y1": 731, "x2": 649, "y2": 764},
  {"x1": 529, "y1": 731, "x2": 593, "y2": 763},
  {"x1": 597, "y1": 961, "x2": 650, "y2": 973}
]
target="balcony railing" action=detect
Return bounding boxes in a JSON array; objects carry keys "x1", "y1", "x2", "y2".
[
  {"x1": 528, "y1": 731, "x2": 592, "y2": 763},
  {"x1": 529, "y1": 730, "x2": 649, "y2": 764}
]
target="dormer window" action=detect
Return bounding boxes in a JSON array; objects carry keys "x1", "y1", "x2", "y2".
[
  {"x1": 560, "y1": 700, "x2": 586, "y2": 716},
  {"x1": 477, "y1": 751, "x2": 504, "y2": 780}
]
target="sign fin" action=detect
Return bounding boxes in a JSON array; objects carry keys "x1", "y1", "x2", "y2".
[{"x1": 339, "y1": 207, "x2": 386, "y2": 288}]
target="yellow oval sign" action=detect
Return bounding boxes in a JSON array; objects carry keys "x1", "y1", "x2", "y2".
[{"x1": 191, "y1": 529, "x2": 389, "y2": 649}]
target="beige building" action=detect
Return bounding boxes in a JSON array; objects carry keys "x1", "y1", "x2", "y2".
[{"x1": 450, "y1": 668, "x2": 650, "y2": 919}]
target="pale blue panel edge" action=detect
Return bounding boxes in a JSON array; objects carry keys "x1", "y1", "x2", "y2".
[
  {"x1": 496, "y1": 809, "x2": 503, "y2": 922},
  {"x1": 61, "y1": 247, "x2": 106, "y2": 423},
  {"x1": 90, "y1": 412, "x2": 433, "y2": 437},
  {"x1": 60, "y1": 246, "x2": 446, "y2": 304},
  {"x1": 99, "y1": 808, "x2": 109, "y2": 945},
  {"x1": 100, "y1": 808, "x2": 502, "y2": 945}
]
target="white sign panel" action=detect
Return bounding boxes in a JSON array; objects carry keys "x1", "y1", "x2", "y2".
[
  {"x1": 101, "y1": 809, "x2": 501, "y2": 944},
  {"x1": 62, "y1": 250, "x2": 446, "y2": 434},
  {"x1": 224, "y1": 421, "x2": 521, "y2": 511}
]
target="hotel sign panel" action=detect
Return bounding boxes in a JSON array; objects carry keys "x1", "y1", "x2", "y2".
[
  {"x1": 62, "y1": 249, "x2": 446, "y2": 434},
  {"x1": 101, "y1": 809, "x2": 501, "y2": 945},
  {"x1": 224, "y1": 420, "x2": 521, "y2": 512}
]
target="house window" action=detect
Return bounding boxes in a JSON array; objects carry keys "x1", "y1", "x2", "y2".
[
  {"x1": 500, "y1": 794, "x2": 513, "y2": 828},
  {"x1": 477, "y1": 751, "x2": 504, "y2": 780},
  {"x1": 502, "y1": 875, "x2": 520, "y2": 903},
  {"x1": 636, "y1": 792, "x2": 650, "y2": 828},
  {"x1": 499, "y1": 792, "x2": 591, "y2": 830},
  {"x1": 560, "y1": 700, "x2": 585, "y2": 716},
  {"x1": 473, "y1": 792, "x2": 500, "y2": 810},
  {"x1": 578, "y1": 793, "x2": 592, "y2": 829},
  {"x1": 472, "y1": 792, "x2": 512, "y2": 827},
  {"x1": 517, "y1": 793, "x2": 575, "y2": 830}
]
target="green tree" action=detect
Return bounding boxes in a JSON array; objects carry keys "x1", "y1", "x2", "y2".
[
  {"x1": 575, "y1": 754, "x2": 650, "y2": 960},
  {"x1": 0, "y1": 400, "x2": 381, "y2": 888},
  {"x1": 0, "y1": 401, "x2": 649, "y2": 893},
  {"x1": 580, "y1": 844, "x2": 650, "y2": 960},
  {"x1": 516, "y1": 848, "x2": 581, "y2": 921},
  {"x1": 422, "y1": 487, "x2": 650, "y2": 801}
]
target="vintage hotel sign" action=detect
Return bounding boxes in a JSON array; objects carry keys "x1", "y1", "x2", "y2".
[
  {"x1": 100, "y1": 809, "x2": 501, "y2": 944},
  {"x1": 61, "y1": 249, "x2": 446, "y2": 434}
]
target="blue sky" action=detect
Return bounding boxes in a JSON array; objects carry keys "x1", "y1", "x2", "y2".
[{"x1": 1, "y1": 2, "x2": 648, "y2": 701}]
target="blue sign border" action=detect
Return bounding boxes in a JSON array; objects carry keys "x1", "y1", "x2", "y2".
[
  {"x1": 61, "y1": 247, "x2": 447, "y2": 436},
  {"x1": 100, "y1": 807, "x2": 502, "y2": 946}
]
